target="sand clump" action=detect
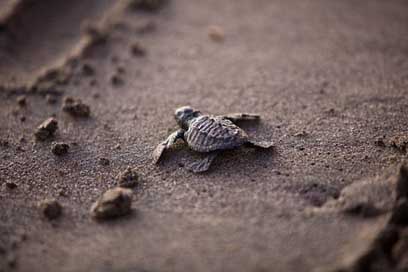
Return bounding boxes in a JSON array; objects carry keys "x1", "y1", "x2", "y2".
[
  {"x1": 389, "y1": 134, "x2": 408, "y2": 153},
  {"x1": 337, "y1": 164, "x2": 408, "y2": 272},
  {"x1": 116, "y1": 167, "x2": 140, "y2": 188},
  {"x1": 16, "y1": 95, "x2": 27, "y2": 107},
  {"x1": 34, "y1": 118, "x2": 58, "y2": 141},
  {"x1": 98, "y1": 157, "x2": 110, "y2": 166},
  {"x1": 62, "y1": 97, "x2": 91, "y2": 118},
  {"x1": 38, "y1": 199, "x2": 62, "y2": 220},
  {"x1": 110, "y1": 74, "x2": 124, "y2": 87},
  {"x1": 374, "y1": 137, "x2": 386, "y2": 147},
  {"x1": 51, "y1": 142, "x2": 70, "y2": 156},
  {"x1": 90, "y1": 187, "x2": 133, "y2": 220},
  {"x1": 5, "y1": 181, "x2": 17, "y2": 190},
  {"x1": 0, "y1": 139, "x2": 9, "y2": 147},
  {"x1": 208, "y1": 25, "x2": 225, "y2": 42},
  {"x1": 130, "y1": 42, "x2": 146, "y2": 57},
  {"x1": 81, "y1": 63, "x2": 95, "y2": 77}
]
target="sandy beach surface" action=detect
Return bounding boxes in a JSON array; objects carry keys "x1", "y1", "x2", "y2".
[{"x1": 1, "y1": 0, "x2": 408, "y2": 271}]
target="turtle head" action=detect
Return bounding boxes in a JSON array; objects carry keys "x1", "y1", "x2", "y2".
[{"x1": 175, "y1": 106, "x2": 201, "y2": 129}]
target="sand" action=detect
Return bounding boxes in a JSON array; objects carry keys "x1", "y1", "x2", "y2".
[{"x1": 0, "y1": 0, "x2": 408, "y2": 271}]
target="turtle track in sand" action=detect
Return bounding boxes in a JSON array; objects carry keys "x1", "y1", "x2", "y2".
[{"x1": 0, "y1": 0, "x2": 116, "y2": 89}]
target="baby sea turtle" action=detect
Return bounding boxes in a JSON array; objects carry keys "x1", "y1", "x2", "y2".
[{"x1": 153, "y1": 106, "x2": 273, "y2": 173}]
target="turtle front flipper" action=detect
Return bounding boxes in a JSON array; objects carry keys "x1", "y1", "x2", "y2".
[
  {"x1": 153, "y1": 129, "x2": 185, "y2": 164},
  {"x1": 245, "y1": 139, "x2": 274, "y2": 149},
  {"x1": 223, "y1": 113, "x2": 260, "y2": 124},
  {"x1": 186, "y1": 151, "x2": 219, "y2": 173}
]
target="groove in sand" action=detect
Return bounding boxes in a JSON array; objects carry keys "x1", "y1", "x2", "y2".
[{"x1": 0, "y1": 0, "x2": 116, "y2": 89}]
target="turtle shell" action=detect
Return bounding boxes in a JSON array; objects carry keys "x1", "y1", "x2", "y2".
[{"x1": 185, "y1": 115, "x2": 248, "y2": 152}]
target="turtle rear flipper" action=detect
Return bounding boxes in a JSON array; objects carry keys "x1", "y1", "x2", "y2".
[
  {"x1": 186, "y1": 152, "x2": 219, "y2": 173},
  {"x1": 223, "y1": 113, "x2": 260, "y2": 124},
  {"x1": 245, "y1": 139, "x2": 274, "y2": 149}
]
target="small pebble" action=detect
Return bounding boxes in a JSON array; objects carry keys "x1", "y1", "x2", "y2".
[
  {"x1": 5, "y1": 181, "x2": 17, "y2": 189},
  {"x1": 34, "y1": 118, "x2": 58, "y2": 141},
  {"x1": 326, "y1": 108, "x2": 336, "y2": 115},
  {"x1": 117, "y1": 66, "x2": 125, "y2": 74},
  {"x1": 99, "y1": 157, "x2": 110, "y2": 166},
  {"x1": 90, "y1": 187, "x2": 133, "y2": 220},
  {"x1": 51, "y1": 142, "x2": 70, "y2": 156},
  {"x1": 16, "y1": 95, "x2": 26, "y2": 107},
  {"x1": 38, "y1": 199, "x2": 62, "y2": 220},
  {"x1": 111, "y1": 75, "x2": 124, "y2": 86},
  {"x1": 58, "y1": 188, "x2": 67, "y2": 197},
  {"x1": 294, "y1": 131, "x2": 308, "y2": 137},
  {"x1": 374, "y1": 137, "x2": 386, "y2": 147},
  {"x1": 81, "y1": 63, "x2": 95, "y2": 76},
  {"x1": 130, "y1": 42, "x2": 146, "y2": 57},
  {"x1": 16, "y1": 146, "x2": 25, "y2": 152},
  {"x1": 208, "y1": 25, "x2": 225, "y2": 42},
  {"x1": 62, "y1": 97, "x2": 90, "y2": 118},
  {"x1": 0, "y1": 139, "x2": 9, "y2": 147}
]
